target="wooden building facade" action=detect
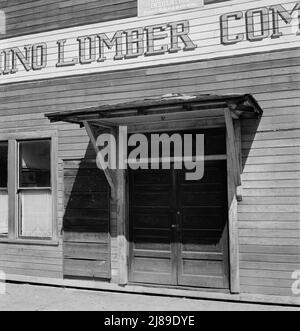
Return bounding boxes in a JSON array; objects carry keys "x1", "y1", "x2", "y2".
[{"x1": 0, "y1": 0, "x2": 299, "y2": 306}]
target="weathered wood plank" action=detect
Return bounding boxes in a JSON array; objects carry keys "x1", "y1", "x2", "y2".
[
  {"x1": 240, "y1": 197, "x2": 300, "y2": 205},
  {"x1": 239, "y1": 205, "x2": 300, "y2": 213},
  {"x1": 240, "y1": 285, "x2": 294, "y2": 296},
  {"x1": 238, "y1": 213, "x2": 300, "y2": 221},
  {"x1": 63, "y1": 231, "x2": 108, "y2": 244},
  {"x1": 239, "y1": 237, "x2": 300, "y2": 246},
  {"x1": 64, "y1": 243, "x2": 109, "y2": 260},
  {"x1": 240, "y1": 261, "x2": 300, "y2": 272},
  {"x1": 241, "y1": 188, "x2": 300, "y2": 197},
  {"x1": 240, "y1": 269, "x2": 296, "y2": 279},
  {"x1": 64, "y1": 259, "x2": 110, "y2": 279},
  {"x1": 0, "y1": 0, "x2": 137, "y2": 39},
  {"x1": 240, "y1": 245, "x2": 300, "y2": 255},
  {"x1": 0, "y1": 260, "x2": 62, "y2": 272},
  {"x1": 240, "y1": 253, "x2": 300, "y2": 263},
  {"x1": 239, "y1": 229, "x2": 300, "y2": 238},
  {"x1": 241, "y1": 276, "x2": 295, "y2": 288},
  {"x1": 0, "y1": 267, "x2": 62, "y2": 278},
  {"x1": 239, "y1": 222, "x2": 300, "y2": 230},
  {"x1": 0, "y1": 255, "x2": 62, "y2": 265}
]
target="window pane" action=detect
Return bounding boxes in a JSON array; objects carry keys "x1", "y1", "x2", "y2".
[
  {"x1": 19, "y1": 140, "x2": 51, "y2": 188},
  {"x1": 0, "y1": 192, "x2": 8, "y2": 236},
  {"x1": 20, "y1": 190, "x2": 52, "y2": 238},
  {"x1": 0, "y1": 142, "x2": 8, "y2": 188}
]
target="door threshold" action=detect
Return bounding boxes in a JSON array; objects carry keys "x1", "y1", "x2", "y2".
[{"x1": 128, "y1": 282, "x2": 230, "y2": 294}]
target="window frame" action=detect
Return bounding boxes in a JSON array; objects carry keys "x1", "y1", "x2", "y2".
[
  {"x1": 0, "y1": 131, "x2": 58, "y2": 245},
  {"x1": 18, "y1": 138, "x2": 53, "y2": 240},
  {"x1": 0, "y1": 140, "x2": 8, "y2": 189},
  {"x1": 0, "y1": 141, "x2": 9, "y2": 237}
]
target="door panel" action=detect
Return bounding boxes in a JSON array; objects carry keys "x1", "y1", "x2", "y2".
[
  {"x1": 129, "y1": 154, "x2": 229, "y2": 289},
  {"x1": 129, "y1": 169, "x2": 176, "y2": 285},
  {"x1": 177, "y1": 161, "x2": 229, "y2": 288}
]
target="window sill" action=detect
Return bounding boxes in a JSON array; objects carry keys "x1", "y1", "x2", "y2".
[{"x1": 0, "y1": 238, "x2": 59, "y2": 246}]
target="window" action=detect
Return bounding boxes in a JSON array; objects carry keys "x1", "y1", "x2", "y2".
[
  {"x1": 0, "y1": 142, "x2": 8, "y2": 236},
  {"x1": 18, "y1": 140, "x2": 52, "y2": 239},
  {"x1": 19, "y1": 140, "x2": 51, "y2": 188},
  {"x1": 0, "y1": 135, "x2": 56, "y2": 242}
]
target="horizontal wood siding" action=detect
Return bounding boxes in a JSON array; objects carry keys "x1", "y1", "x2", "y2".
[
  {"x1": 63, "y1": 160, "x2": 111, "y2": 280},
  {"x1": 0, "y1": 244, "x2": 63, "y2": 278},
  {"x1": 0, "y1": 0, "x2": 137, "y2": 40},
  {"x1": 0, "y1": 0, "x2": 228, "y2": 40},
  {"x1": 0, "y1": 46, "x2": 299, "y2": 297}
]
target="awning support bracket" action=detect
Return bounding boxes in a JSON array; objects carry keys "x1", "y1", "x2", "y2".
[
  {"x1": 224, "y1": 108, "x2": 242, "y2": 189},
  {"x1": 83, "y1": 120, "x2": 117, "y2": 197}
]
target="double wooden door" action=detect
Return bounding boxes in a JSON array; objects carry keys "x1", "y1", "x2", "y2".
[{"x1": 129, "y1": 160, "x2": 229, "y2": 289}]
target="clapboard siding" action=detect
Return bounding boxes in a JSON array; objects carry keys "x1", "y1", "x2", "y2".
[
  {"x1": 1, "y1": 52, "x2": 299, "y2": 98},
  {"x1": 0, "y1": 0, "x2": 137, "y2": 40},
  {"x1": 0, "y1": 243, "x2": 63, "y2": 278},
  {"x1": 0, "y1": 0, "x2": 228, "y2": 40},
  {"x1": 0, "y1": 46, "x2": 299, "y2": 297},
  {"x1": 239, "y1": 88, "x2": 300, "y2": 298},
  {"x1": 0, "y1": 48, "x2": 299, "y2": 114}
]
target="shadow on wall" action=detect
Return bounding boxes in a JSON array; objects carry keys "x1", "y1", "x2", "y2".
[
  {"x1": 62, "y1": 142, "x2": 111, "y2": 281},
  {"x1": 240, "y1": 116, "x2": 262, "y2": 173}
]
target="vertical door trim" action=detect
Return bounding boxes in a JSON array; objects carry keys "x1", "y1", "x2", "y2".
[
  {"x1": 116, "y1": 126, "x2": 129, "y2": 286},
  {"x1": 172, "y1": 167, "x2": 179, "y2": 285},
  {"x1": 226, "y1": 122, "x2": 241, "y2": 294}
]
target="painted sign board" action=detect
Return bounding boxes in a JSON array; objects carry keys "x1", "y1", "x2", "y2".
[
  {"x1": 138, "y1": 0, "x2": 204, "y2": 17},
  {"x1": 0, "y1": 0, "x2": 299, "y2": 84}
]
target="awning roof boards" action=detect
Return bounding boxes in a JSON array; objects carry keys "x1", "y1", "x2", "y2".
[{"x1": 46, "y1": 93, "x2": 263, "y2": 128}]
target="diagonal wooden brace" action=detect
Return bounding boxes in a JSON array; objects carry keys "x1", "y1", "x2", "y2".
[{"x1": 83, "y1": 120, "x2": 117, "y2": 197}]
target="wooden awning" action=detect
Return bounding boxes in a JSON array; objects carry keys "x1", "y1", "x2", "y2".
[
  {"x1": 46, "y1": 93, "x2": 262, "y2": 196},
  {"x1": 45, "y1": 94, "x2": 263, "y2": 293},
  {"x1": 46, "y1": 93, "x2": 262, "y2": 131},
  {"x1": 46, "y1": 93, "x2": 262, "y2": 289}
]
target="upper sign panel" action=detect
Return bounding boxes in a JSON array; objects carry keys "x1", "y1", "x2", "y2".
[
  {"x1": 0, "y1": 0, "x2": 299, "y2": 84},
  {"x1": 138, "y1": 0, "x2": 204, "y2": 17}
]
